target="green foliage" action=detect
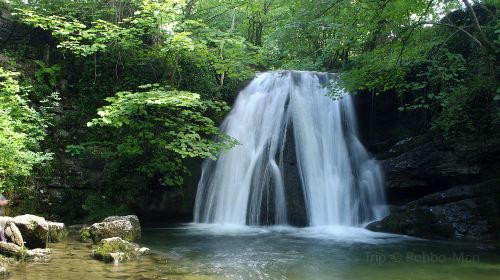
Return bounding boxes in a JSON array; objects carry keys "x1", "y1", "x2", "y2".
[
  {"x1": 3, "y1": 0, "x2": 498, "y2": 221},
  {"x1": 79, "y1": 227, "x2": 91, "y2": 242},
  {"x1": 82, "y1": 194, "x2": 129, "y2": 222},
  {"x1": 34, "y1": 60, "x2": 60, "y2": 87},
  {"x1": 339, "y1": 2, "x2": 499, "y2": 141},
  {"x1": 87, "y1": 86, "x2": 238, "y2": 186},
  {"x1": 0, "y1": 67, "x2": 54, "y2": 191},
  {"x1": 14, "y1": 8, "x2": 140, "y2": 57}
]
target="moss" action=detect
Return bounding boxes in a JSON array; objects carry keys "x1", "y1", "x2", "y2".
[
  {"x1": 79, "y1": 227, "x2": 91, "y2": 242},
  {"x1": 49, "y1": 227, "x2": 68, "y2": 243},
  {"x1": 93, "y1": 239, "x2": 137, "y2": 263}
]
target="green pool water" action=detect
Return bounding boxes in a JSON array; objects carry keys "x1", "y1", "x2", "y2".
[{"x1": 7, "y1": 224, "x2": 500, "y2": 280}]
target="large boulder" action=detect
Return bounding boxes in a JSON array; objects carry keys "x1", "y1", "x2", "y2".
[
  {"x1": 93, "y1": 237, "x2": 148, "y2": 264},
  {"x1": 47, "y1": 222, "x2": 68, "y2": 243},
  {"x1": 12, "y1": 215, "x2": 49, "y2": 249},
  {"x1": 89, "y1": 215, "x2": 141, "y2": 243}
]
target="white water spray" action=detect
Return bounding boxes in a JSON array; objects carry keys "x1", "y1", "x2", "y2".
[{"x1": 194, "y1": 71, "x2": 387, "y2": 226}]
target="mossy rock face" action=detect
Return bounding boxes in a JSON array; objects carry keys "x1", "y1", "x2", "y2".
[
  {"x1": 89, "y1": 215, "x2": 141, "y2": 244},
  {"x1": 48, "y1": 222, "x2": 68, "y2": 243},
  {"x1": 93, "y1": 237, "x2": 138, "y2": 263}
]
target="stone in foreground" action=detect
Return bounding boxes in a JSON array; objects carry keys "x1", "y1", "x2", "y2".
[
  {"x1": 93, "y1": 237, "x2": 138, "y2": 264},
  {"x1": 12, "y1": 214, "x2": 49, "y2": 249}
]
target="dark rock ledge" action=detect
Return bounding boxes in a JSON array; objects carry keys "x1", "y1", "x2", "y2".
[{"x1": 367, "y1": 134, "x2": 500, "y2": 241}]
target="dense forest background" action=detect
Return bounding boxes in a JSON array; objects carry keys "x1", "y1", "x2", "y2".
[{"x1": 0, "y1": 0, "x2": 498, "y2": 223}]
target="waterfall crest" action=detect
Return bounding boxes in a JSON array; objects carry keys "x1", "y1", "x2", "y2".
[{"x1": 194, "y1": 71, "x2": 387, "y2": 226}]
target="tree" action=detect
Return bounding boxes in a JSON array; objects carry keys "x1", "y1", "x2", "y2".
[{"x1": 0, "y1": 67, "x2": 54, "y2": 191}]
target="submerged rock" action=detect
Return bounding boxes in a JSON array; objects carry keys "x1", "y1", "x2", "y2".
[
  {"x1": 136, "y1": 247, "x2": 151, "y2": 256},
  {"x1": 48, "y1": 222, "x2": 68, "y2": 243},
  {"x1": 25, "y1": 248, "x2": 51, "y2": 262},
  {"x1": 12, "y1": 215, "x2": 49, "y2": 249},
  {"x1": 89, "y1": 215, "x2": 141, "y2": 243}
]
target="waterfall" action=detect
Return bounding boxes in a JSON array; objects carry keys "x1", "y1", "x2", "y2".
[{"x1": 194, "y1": 71, "x2": 387, "y2": 227}]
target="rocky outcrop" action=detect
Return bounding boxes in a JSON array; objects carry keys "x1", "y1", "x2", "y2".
[
  {"x1": 366, "y1": 133, "x2": 500, "y2": 240},
  {"x1": 368, "y1": 180, "x2": 500, "y2": 240},
  {"x1": 381, "y1": 135, "x2": 482, "y2": 204},
  {"x1": 12, "y1": 215, "x2": 49, "y2": 249},
  {"x1": 93, "y1": 237, "x2": 149, "y2": 264},
  {"x1": 89, "y1": 215, "x2": 141, "y2": 244}
]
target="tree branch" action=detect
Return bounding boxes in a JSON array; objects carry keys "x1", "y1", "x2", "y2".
[
  {"x1": 419, "y1": 21, "x2": 483, "y2": 47},
  {"x1": 461, "y1": 0, "x2": 496, "y2": 54}
]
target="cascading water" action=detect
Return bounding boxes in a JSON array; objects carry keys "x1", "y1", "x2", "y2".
[{"x1": 194, "y1": 71, "x2": 387, "y2": 227}]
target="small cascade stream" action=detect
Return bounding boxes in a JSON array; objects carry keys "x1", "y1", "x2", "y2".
[{"x1": 194, "y1": 71, "x2": 387, "y2": 226}]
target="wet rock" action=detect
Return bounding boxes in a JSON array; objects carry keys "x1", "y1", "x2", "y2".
[
  {"x1": 12, "y1": 215, "x2": 49, "y2": 249},
  {"x1": 136, "y1": 247, "x2": 151, "y2": 256},
  {"x1": 4, "y1": 221, "x2": 23, "y2": 247},
  {"x1": 93, "y1": 237, "x2": 138, "y2": 264},
  {"x1": 283, "y1": 124, "x2": 307, "y2": 227},
  {"x1": 47, "y1": 222, "x2": 68, "y2": 243},
  {"x1": 89, "y1": 215, "x2": 141, "y2": 244}
]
